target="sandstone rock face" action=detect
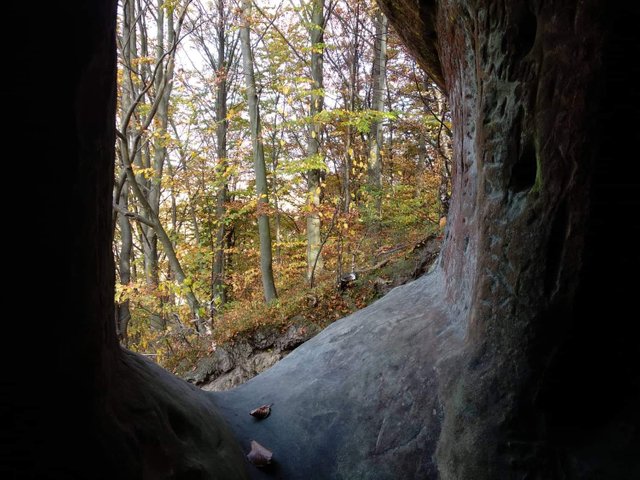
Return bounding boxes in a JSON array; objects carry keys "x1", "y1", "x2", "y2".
[{"x1": 107, "y1": 352, "x2": 250, "y2": 479}]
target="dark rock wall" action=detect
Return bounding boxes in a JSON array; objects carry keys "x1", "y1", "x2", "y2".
[
  {"x1": 10, "y1": 2, "x2": 122, "y2": 475},
  {"x1": 9, "y1": 2, "x2": 248, "y2": 478},
  {"x1": 381, "y1": 0, "x2": 639, "y2": 478},
  {"x1": 377, "y1": 0, "x2": 445, "y2": 88}
]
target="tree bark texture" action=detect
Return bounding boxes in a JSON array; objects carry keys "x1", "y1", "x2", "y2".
[
  {"x1": 341, "y1": 1, "x2": 361, "y2": 215},
  {"x1": 116, "y1": 181, "x2": 133, "y2": 344}
]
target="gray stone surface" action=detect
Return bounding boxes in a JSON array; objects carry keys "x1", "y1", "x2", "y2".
[
  {"x1": 210, "y1": 270, "x2": 463, "y2": 479},
  {"x1": 110, "y1": 351, "x2": 250, "y2": 479}
]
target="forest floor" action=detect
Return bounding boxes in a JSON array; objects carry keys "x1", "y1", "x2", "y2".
[{"x1": 172, "y1": 232, "x2": 443, "y2": 390}]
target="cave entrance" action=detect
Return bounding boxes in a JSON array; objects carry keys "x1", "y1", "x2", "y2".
[{"x1": 12, "y1": 1, "x2": 638, "y2": 479}]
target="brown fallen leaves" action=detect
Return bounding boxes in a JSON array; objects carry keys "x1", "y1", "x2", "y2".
[
  {"x1": 249, "y1": 403, "x2": 272, "y2": 419},
  {"x1": 247, "y1": 440, "x2": 273, "y2": 467},
  {"x1": 247, "y1": 404, "x2": 274, "y2": 467}
]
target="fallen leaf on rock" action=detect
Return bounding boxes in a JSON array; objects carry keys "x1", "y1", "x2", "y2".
[
  {"x1": 249, "y1": 403, "x2": 272, "y2": 419},
  {"x1": 247, "y1": 440, "x2": 273, "y2": 467}
]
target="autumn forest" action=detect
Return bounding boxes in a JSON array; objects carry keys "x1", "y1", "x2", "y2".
[{"x1": 113, "y1": 0, "x2": 451, "y2": 370}]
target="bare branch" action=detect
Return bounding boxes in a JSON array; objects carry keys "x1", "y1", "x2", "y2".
[{"x1": 113, "y1": 201, "x2": 156, "y2": 227}]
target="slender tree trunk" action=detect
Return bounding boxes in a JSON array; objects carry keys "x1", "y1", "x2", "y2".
[
  {"x1": 140, "y1": 5, "x2": 159, "y2": 295},
  {"x1": 343, "y1": 132, "x2": 352, "y2": 214},
  {"x1": 240, "y1": 0, "x2": 277, "y2": 302},
  {"x1": 115, "y1": 0, "x2": 136, "y2": 344},
  {"x1": 434, "y1": 88, "x2": 451, "y2": 216},
  {"x1": 121, "y1": 144, "x2": 204, "y2": 325},
  {"x1": 270, "y1": 129, "x2": 282, "y2": 263},
  {"x1": 338, "y1": 1, "x2": 361, "y2": 279},
  {"x1": 190, "y1": 203, "x2": 200, "y2": 244},
  {"x1": 339, "y1": 0, "x2": 361, "y2": 215},
  {"x1": 367, "y1": 9, "x2": 388, "y2": 219},
  {"x1": 212, "y1": 0, "x2": 229, "y2": 309},
  {"x1": 117, "y1": 182, "x2": 133, "y2": 346},
  {"x1": 130, "y1": 1, "x2": 160, "y2": 327},
  {"x1": 273, "y1": 186, "x2": 282, "y2": 264},
  {"x1": 415, "y1": 133, "x2": 428, "y2": 198},
  {"x1": 146, "y1": 0, "x2": 180, "y2": 330},
  {"x1": 306, "y1": 0, "x2": 325, "y2": 282},
  {"x1": 138, "y1": 147, "x2": 159, "y2": 295}
]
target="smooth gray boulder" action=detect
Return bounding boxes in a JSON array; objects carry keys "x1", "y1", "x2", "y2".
[{"x1": 211, "y1": 270, "x2": 459, "y2": 479}]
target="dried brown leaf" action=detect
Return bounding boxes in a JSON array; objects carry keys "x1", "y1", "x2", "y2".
[
  {"x1": 247, "y1": 440, "x2": 273, "y2": 467},
  {"x1": 249, "y1": 403, "x2": 272, "y2": 419}
]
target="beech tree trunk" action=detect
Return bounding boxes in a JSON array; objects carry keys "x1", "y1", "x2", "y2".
[
  {"x1": 240, "y1": 0, "x2": 278, "y2": 303},
  {"x1": 306, "y1": 0, "x2": 325, "y2": 282},
  {"x1": 367, "y1": 8, "x2": 388, "y2": 218},
  {"x1": 116, "y1": 182, "x2": 133, "y2": 344},
  {"x1": 115, "y1": 0, "x2": 135, "y2": 343},
  {"x1": 212, "y1": 0, "x2": 232, "y2": 309},
  {"x1": 341, "y1": 0, "x2": 361, "y2": 215}
]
